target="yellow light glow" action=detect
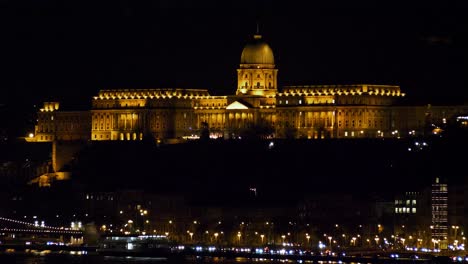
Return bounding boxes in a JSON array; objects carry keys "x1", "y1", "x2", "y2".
[{"x1": 226, "y1": 101, "x2": 249, "y2": 110}]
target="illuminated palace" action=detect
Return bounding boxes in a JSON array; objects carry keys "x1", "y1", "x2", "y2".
[{"x1": 29, "y1": 33, "x2": 468, "y2": 142}]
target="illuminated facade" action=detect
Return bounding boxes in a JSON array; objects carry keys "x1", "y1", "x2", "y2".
[
  {"x1": 394, "y1": 190, "x2": 432, "y2": 246},
  {"x1": 28, "y1": 33, "x2": 468, "y2": 143},
  {"x1": 431, "y1": 177, "x2": 448, "y2": 248}
]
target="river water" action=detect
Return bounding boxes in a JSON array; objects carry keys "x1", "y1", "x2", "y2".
[{"x1": 0, "y1": 254, "x2": 368, "y2": 264}]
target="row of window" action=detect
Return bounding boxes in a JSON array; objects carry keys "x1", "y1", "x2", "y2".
[
  {"x1": 86, "y1": 194, "x2": 114, "y2": 201},
  {"x1": 40, "y1": 116, "x2": 82, "y2": 122},
  {"x1": 242, "y1": 82, "x2": 273, "y2": 88},
  {"x1": 395, "y1": 199, "x2": 417, "y2": 205},
  {"x1": 339, "y1": 120, "x2": 384, "y2": 128},
  {"x1": 95, "y1": 101, "x2": 192, "y2": 108},
  {"x1": 339, "y1": 110, "x2": 387, "y2": 116},
  {"x1": 243, "y1": 74, "x2": 273, "y2": 78},
  {"x1": 39, "y1": 135, "x2": 53, "y2": 141},
  {"x1": 196, "y1": 102, "x2": 227, "y2": 107},
  {"x1": 395, "y1": 207, "x2": 417, "y2": 214},
  {"x1": 94, "y1": 134, "x2": 109, "y2": 139},
  {"x1": 278, "y1": 99, "x2": 335, "y2": 105},
  {"x1": 38, "y1": 123, "x2": 88, "y2": 132}
]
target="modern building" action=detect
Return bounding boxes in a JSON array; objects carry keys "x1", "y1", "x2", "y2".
[
  {"x1": 393, "y1": 190, "x2": 432, "y2": 248},
  {"x1": 431, "y1": 177, "x2": 448, "y2": 249},
  {"x1": 27, "y1": 33, "x2": 468, "y2": 143}
]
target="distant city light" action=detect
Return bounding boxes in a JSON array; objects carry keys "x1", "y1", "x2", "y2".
[{"x1": 268, "y1": 141, "x2": 274, "y2": 149}]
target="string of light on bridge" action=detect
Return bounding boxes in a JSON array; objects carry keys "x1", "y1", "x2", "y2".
[
  {"x1": 0, "y1": 216, "x2": 75, "y2": 231},
  {"x1": 0, "y1": 228, "x2": 82, "y2": 235}
]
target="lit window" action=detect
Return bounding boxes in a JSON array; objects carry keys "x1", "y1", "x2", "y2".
[
  {"x1": 299, "y1": 100, "x2": 302, "y2": 104},
  {"x1": 412, "y1": 200, "x2": 416, "y2": 205},
  {"x1": 395, "y1": 208, "x2": 398, "y2": 213},
  {"x1": 344, "y1": 131, "x2": 348, "y2": 137},
  {"x1": 406, "y1": 200, "x2": 410, "y2": 205},
  {"x1": 285, "y1": 100, "x2": 288, "y2": 104},
  {"x1": 412, "y1": 208, "x2": 416, "y2": 213}
]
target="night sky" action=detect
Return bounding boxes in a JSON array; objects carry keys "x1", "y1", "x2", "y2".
[{"x1": 2, "y1": 1, "x2": 468, "y2": 135}]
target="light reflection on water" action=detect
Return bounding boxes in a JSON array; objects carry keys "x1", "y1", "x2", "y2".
[{"x1": 0, "y1": 254, "x2": 373, "y2": 264}]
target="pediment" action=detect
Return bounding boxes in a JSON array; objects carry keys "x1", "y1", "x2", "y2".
[{"x1": 226, "y1": 101, "x2": 249, "y2": 110}]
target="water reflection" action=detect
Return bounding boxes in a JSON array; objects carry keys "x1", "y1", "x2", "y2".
[{"x1": 0, "y1": 254, "x2": 373, "y2": 264}]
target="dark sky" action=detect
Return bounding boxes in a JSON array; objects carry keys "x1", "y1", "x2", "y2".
[{"x1": 2, "y1": 2, "x2": 468, "y2": 120}]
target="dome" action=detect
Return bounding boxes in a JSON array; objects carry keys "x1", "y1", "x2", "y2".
[{"x1": 240, "y1": 35, "x2": 274, "y2": 65}]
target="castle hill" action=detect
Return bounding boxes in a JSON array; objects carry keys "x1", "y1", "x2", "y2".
[{"x1": 1, "y1": 22, "x2": 468, "y2": 262}]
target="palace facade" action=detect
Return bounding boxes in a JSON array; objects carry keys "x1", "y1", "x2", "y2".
[{"x1": 28, "y1": 34, "x2": 468, "y2": 143}]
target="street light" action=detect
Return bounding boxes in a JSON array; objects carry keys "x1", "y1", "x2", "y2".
[
  {"x1": 351, "y1": 237, "x2": 357, "y2": 246},
  {"x1": 328, "y1": 236, "x2": 333, "y2": 250},
  {"x1": 260, "y1": 234, "x2": 265, "y2": 244},
  {"x1": 282, "y1": 235, "x2": 286, "y2": 244},
  {"x1": 237, "y1": 232, "x2": 242, "y2": 244},
  {"x1": 452, "y1": 225, "x2": 460, "y2": 243}
]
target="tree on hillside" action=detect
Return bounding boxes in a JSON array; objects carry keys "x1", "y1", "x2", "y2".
[{"x1": 200, "y1": 121, "x2": 210, "y2": 140}]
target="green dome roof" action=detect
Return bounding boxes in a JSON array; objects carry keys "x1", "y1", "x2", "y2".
[{"x1": 240, "y1": 35, "x2": 274, "y2": 65}]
